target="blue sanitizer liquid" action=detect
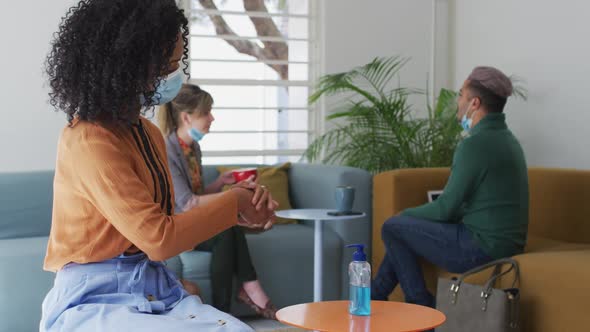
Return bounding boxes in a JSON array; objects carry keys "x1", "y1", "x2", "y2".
[{"x1": 349, "y1": 285, "x2": 371, "y2": 316}]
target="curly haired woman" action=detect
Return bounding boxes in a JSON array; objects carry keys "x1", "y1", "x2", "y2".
[{"x1": 40, "y1": 1, "x2": 276, "y2": 331}]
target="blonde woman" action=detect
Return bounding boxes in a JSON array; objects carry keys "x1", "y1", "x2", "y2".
[{"x1": 158, "y1": 84, "x2": 277, "y2": 319}]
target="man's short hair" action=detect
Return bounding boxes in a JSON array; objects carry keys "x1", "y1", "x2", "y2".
[{"x1": 467, "y1": 66, "x2": 513, "y2": 113}]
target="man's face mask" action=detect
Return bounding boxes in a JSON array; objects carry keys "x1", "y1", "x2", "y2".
[{"x1": 460, "y1": 99, "x2": 475, "y2": 132}]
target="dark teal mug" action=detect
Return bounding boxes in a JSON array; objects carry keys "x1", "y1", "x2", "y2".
[{"x1": 335, "y1": 186, "x2": 355, "y2": 212}]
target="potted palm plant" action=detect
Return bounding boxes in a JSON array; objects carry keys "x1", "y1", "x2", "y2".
[{"x1": 304, "y1": 56, "x2": 525, "y2": 174}]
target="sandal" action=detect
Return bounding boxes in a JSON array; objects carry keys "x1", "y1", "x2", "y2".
[{"x1": 237, "y1": 286, "x2": 278, "y2": 320}]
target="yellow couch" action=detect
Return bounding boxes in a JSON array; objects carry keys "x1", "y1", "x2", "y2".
[{"x1": 372, "y1": 168, "x2": 590, "y2": 332}]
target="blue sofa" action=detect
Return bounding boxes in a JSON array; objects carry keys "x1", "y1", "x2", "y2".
[{"x1": 0, "y1": 163, "x2": 372, "y2": 332}]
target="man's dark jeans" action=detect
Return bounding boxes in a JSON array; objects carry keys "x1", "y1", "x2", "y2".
[{"x1": 372, "y1": 215, "x2": 493, "y2": 307}]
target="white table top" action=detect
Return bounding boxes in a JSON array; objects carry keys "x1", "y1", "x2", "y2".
[{"x1": 275, "y1": 209, "x2": 366, "y2": 221}]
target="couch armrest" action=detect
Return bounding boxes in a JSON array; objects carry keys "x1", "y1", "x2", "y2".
[
  {"x1": 288, "y1": 163, "x2": 372, "y2": 299},
  {"x1": 512, "y1": 250, "x2": 590, "y2": 332},
  {"x1": 372, "y1": 168, "x2": 450, "y2": 269}
]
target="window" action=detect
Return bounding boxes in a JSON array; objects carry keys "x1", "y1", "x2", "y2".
[{"x1": 181, "y1": 0, "x2": 320, "y2": 165}]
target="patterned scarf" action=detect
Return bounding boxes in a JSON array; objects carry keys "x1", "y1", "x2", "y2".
[{"x1": 177, "y1": 135, "x2": 203, "y2": 194}]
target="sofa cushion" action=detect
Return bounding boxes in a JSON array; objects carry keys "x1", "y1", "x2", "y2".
[
  {"x1": 176, "y1": 250, "x2": 213, "y2": 304},
  {"x1": 0, "y1": 236, "x2": 54, "y2": 332},
  {"x1": 528, "y1": 168, "x2": 590, "y2": 244},
  {"x1": 178, "y1": 250, "x2": 212, "y2": 281},
  {"x1": 0, "y1": 171, "x2": 54, "y2": 239},
  {"x1": 164, "y1": 255, "x2": 183, "y2": 279},
  {"x1": 513, "y1": 250, "x2": 590, "y2": 332}
]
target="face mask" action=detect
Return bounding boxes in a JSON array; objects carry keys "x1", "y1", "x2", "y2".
[
  {"x1": 461, "y1": 113, "x2": 473, "y2": 131},
  {"x1": 460, "y1": 100, "x2": 475, "y2": 131},
  {"x1": 140, "y1": 67, "x2": 183, "y2": 105},
  {"x1": 188, "y1": 127, "x2": 205, "y2": 142}
]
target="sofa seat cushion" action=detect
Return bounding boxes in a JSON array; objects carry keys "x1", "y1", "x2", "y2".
[
  {"x1": 178, "y1": 250, "x2": 212, "y2": 281},
  {"x1": 525, "y1": 235, "x2": 590, "y2": 253},
  {"x1": 512, "y1": 250, "x2": 590, "y2": 332},
  {"x1": 0, "y1": 236, "x2": 54, "y2": 332},
  {"x1": 175, "y1": 250, "x2": 214, "y2": 304}
]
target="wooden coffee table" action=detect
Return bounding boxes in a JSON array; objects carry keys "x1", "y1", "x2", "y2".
[{"x1": 276, "y1": 300, "x2": 446, "y2": 332}]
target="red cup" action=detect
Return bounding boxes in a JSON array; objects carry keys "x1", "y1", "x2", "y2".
[{"x1": 231, "y1": 168, "x2": 257, "y2": 183}]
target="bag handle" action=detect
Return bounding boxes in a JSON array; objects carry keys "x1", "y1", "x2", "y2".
[
  {"x1": 480, "y1": 260, "x2": 520, "y2": 310},
  {"x1": 457, "y1": 258, "x2": 519, "y2": 285},
  {"x1": 483, "y1": 260, "x2": 520, "y2": 293},
  {"x1": 449, "y1": 258, "x2": 519, "y2": 305}
]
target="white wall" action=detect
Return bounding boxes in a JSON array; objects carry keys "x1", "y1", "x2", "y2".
[
  {"x1": 322, "y1": 0, "x2": 449, "y2": 120},
  {"x1": 5, "y1": 1, "x2": 588, "y2": 171},
  {"x1": 450, "y1": 0, "x2": 590, "y2": 168},
  {"x1": 0, "y1": 0, "x2": 76, "y2": 172},
  {"x1": 0, "y1": 0, "x2": 448, "y2": 172}
]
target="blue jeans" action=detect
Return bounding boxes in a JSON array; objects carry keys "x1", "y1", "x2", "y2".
[{"x1": 372, "y1": 215, "x2": 493, "y2": 307}]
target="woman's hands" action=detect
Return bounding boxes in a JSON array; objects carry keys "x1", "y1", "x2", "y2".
[
  {"x1": 204, "y1": 171, "x2": 237, "y2": 194},
  {"x1": 231, "y1": 179, "x2": 278, "y2": 231},
  {"x1": 232, "y1": 177, "x2": 278, "y2": 211},
  {"x1": 218, "y1": 171, "x2": 236, "y2": 186}
]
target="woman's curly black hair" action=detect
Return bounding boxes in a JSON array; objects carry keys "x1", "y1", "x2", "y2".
[{"x1": 46, "y1": 0, "x2": 189, "y2": 125}]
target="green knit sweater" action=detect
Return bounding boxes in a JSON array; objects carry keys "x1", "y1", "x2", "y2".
[{"x1": 402, "y1": 113, "x2": 529, "y2": 259}]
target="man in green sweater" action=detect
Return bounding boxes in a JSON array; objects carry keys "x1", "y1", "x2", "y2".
[{"x1": 371, "y1": 66, "x2": 529, "y2": 309}]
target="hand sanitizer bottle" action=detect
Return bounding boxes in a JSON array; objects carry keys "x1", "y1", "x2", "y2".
[{"x1": 347, "y1": 244, "x2": 371, "y2": 316}]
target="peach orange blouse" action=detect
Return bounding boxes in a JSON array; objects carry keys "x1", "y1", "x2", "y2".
[{"x1": 44, "y1": 117, "x2": 237, "y2": 272}]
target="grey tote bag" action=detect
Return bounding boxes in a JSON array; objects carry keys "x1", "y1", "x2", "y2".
[{"x1": 436, "y1": 258, "x2": 520, "y2": 332}]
